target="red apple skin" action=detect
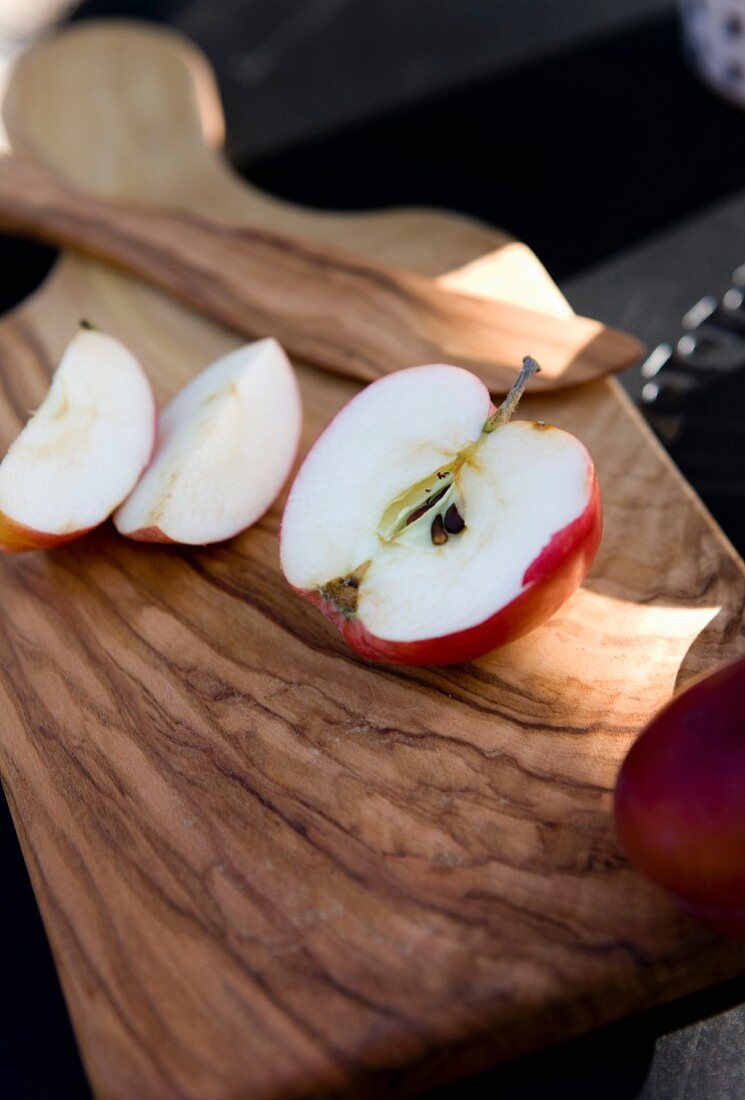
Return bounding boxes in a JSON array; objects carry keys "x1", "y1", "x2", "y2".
[
  {"x1": 0, "y1": 510, "x2": 97, "y2": 553},
  {"x1": 293, "y1": 463, "x2": 602, "y2": 667},
  {"x1": 124, "y1": 525, "x2": 177, "y2": 544},
  {"x1": 615, "y1": 658, "x2": 745, "y2": 937}
]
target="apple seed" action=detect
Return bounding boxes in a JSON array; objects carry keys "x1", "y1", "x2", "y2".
[
  {"x1": 430, "y1": 513, "x2": 448, "y2": 545},
  {"x1": 443, "y1": 503, "x2": 465, "y2": 533}
]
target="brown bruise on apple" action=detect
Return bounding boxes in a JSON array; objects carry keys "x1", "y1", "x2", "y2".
[{"x1": 320, "y1": 560, "x2": 371, "y2": 616}]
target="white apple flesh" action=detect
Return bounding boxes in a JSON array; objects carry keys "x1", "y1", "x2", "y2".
[
  {"x1": 280, "y1": 361, "x2": 601, "y2": 665},
  {"x1": 114, "y1": 338, "x2": 302, "y2": 545},
  {"x1": 0, "y1": 325, "x2": 157, "y2": 553}
]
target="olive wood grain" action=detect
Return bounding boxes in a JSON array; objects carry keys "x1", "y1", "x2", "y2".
[
  {"x1": 0, "y1": 155, "x2": 641, "y2": 393},
  {"x1": 0, "y1": 19, "x2": 744, "y2": 1100}
]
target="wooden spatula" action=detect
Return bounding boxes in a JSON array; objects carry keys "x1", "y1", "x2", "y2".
[{"x1": 0, "y1": 154, "x2": 642, "y2": 393}]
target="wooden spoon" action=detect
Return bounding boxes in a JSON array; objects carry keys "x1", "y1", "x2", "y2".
[{"x1": 0, "y1": 154, "x2": 642, "y2": 393}]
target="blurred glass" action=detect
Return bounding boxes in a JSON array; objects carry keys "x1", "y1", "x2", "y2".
[{"x1": 680, "y1": 0, "x2": 745, "y2": 107}]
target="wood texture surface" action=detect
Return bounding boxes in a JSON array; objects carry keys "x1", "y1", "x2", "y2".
[
  {"x1": 0, "y1": 155, "x2": 641, "y2": 393},
  {"x1": 0, "y1": 19, "x2": 744, "y2": 1100}
]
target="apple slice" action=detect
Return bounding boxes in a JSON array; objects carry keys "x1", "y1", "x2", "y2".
[
  {"x1": 0, "y1": 324, "x2": 157, "y2": 553},
  {"x1": 114, "y1": 338, "x2": 302, "y2": 545},
  {"x1": 280, "y1": 359, "x2": 601, "y2": 665}
]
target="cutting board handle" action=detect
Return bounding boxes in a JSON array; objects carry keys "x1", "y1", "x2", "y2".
[{"x1": 0, "y1": 21, "x2": 641, "y2": 393}]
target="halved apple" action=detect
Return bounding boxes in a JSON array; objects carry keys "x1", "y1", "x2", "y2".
[
  {"x1": 0, "y1": 324, "x2": 157, "y2": 553},
  {"x1": 280, "y1": 360, "x2": 601, "y2": 666},
  {"x1": 114, "y1": 338, "x2": 302, "y2": 545}
]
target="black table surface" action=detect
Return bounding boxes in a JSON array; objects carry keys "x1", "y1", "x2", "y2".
[{"x1": 2, "y1": 8, "x2": 745, "y2": 1099}]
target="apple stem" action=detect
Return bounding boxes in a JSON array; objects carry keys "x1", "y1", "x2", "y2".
[{"x1": 483, "y1": 356, "x2": 541, "y2": 433}]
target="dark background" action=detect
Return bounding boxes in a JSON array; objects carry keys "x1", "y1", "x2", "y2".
[{"x1": 2, "y1": 1, "x2": 745, "y2": 1097}]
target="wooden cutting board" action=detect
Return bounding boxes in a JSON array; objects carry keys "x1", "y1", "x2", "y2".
[{"x1": 1, "y1": 20, "x2": 744, "y2": 1100}]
